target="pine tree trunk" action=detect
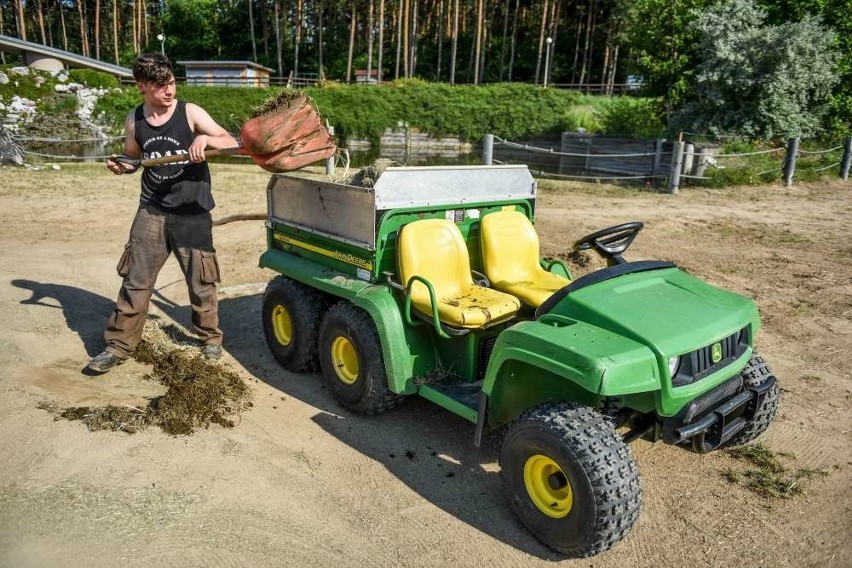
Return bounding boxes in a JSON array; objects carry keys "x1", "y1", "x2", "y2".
[
  {"x1": 294, "y1": 0, "x2": 303, "y2": 77},
  {"x1": 14, "y1": 0, "x2": 26, "y2": 40},
  {"x1": 248, "y1": 0, "x2": 258, "y2": 61},
  {"x1": 346, "y1": 5, "x2": 356, "y2": 82},
  {"x1": 78, "y1": 0, "x2": 89, "y2": 57},
  {"x1": 403, "y1": 0, "x2": 410, "y2": 77},
  {"x1": 409, "y1": 0, "x2": 418, "y2": 76},
  {"x1": 535, "y1": 0, "x2": 549, "y2": 85},
  {"x1": 579, "y1": 2, "x2": 593, "y2": 85},
  {"x1": 36, "y1": 0, "x2": 47, "y2": 44},
  {"x1": 473, "y1": 0, "x2": 483, "y2": 85},
  {"x1": 450, "y1": 0, "x2": 458, "y2": 84},
  {"x1": 395, "y1": 0, "x2": 402, "y2": 79},
  {"x1": 367, "y1": 0, "x2": 374, "y2": 82},
  {"x1": 378, "y1": 0, "x2": 385, "y2": 81},
  {"x1": 274, "y1": 0, "x2": 283, "y2": 77},
  {"x1": 508, "y1": 0, "x2": 518, "y2": 81},
  {"x1": 435, "y1": 0, "x2": 443, "y2": 80},
  {"x1": 112, "y1": 0, "x2": 119, "y2": 64},
  {"x1": 95, "y1": 0, "x2": 101, "y2": 60},
  {"x1": 318, "y1": 1, "x2": 325, "y2": 80},
  {"x1": 59, "y1": 1, "x2": 68, "y2": 51}
]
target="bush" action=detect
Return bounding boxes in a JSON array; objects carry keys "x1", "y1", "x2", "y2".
[
  {"x1": 596, "y1": 98, "x2": 666, "y2": 138},
  {"x1": 68, "y1": 68, "x2": 120, "y2": 89}
]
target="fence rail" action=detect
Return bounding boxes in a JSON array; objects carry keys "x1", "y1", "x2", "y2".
[{"x1": 484, "y1": 134, "x2": 852, "y2": 193}]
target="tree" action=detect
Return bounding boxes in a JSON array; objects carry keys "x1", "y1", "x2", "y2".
[{"x1": 671, "y1": 0, "x2": 838, "y2": 139}]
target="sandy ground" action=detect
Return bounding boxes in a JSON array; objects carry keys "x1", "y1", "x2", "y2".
[{"x1": 0, "y1": 163, "x2": 850, "y2": 567}]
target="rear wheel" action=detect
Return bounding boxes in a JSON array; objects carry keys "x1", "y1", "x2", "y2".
[
  {"x1": 261, "y1": 276, "x2": 324, "y2": 372},
  {"x1": 725, "y1": 353, "x2": 779, "y2": 446},
  {"x1": 318, "y1": 302, "x2": 403, "y2": 415},
  {"x1": 501, "y1": 403, "x2": 642, "y2": 557}
]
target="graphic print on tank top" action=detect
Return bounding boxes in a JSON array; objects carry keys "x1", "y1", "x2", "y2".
[{"x1": 142, "y1": 134, "x2": 191, "y2": 182}]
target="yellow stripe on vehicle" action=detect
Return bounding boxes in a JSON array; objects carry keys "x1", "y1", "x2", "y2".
[{"x1": 274, "y1": 233, "x2": 373, "y2": 270}]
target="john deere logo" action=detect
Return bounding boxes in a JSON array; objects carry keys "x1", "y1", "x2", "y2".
[{"x1": 711, "y1": 342, "x2": 723, "y2": 364}]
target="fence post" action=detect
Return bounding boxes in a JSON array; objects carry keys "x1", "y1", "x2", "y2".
[
  {"x1": 668, "y1": 141, "x2": 685, "y2": 194},
  {"x1": 682, "y1": 143, "x2": 695, "y2": 175},
  {"x1": 325, "y1": 124, "x2": 336, "y2": 176},
  {"x1": 840, "y1": 136, "x2": 852, "y2": 180},
  {"x1": 783, "y1": 137, "x2": 800, "y2": 187},
  {"x1": 652, "y1": 138, "x2": 665, "y2": 176},
  {"x1": 482, "y1": 133, "x2": 494, "y2": 165}
]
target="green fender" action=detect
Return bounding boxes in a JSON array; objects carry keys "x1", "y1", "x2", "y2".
[
  {"x1": 481, "y1": 317, "x2": 661, "y2": 429},
  {"x1": 259, "y1": 249, "x2": 418, "y2": 395}
]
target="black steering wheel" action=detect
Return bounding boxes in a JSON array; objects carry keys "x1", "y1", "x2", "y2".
[{"x1": 573, "y1": 221, "x2": 644, "y2": 265}]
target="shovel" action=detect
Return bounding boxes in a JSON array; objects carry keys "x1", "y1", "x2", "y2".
[{"x1": 111, "y1": 91, "x2": 336, "y2": 173}]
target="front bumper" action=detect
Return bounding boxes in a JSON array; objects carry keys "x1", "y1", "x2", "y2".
[{"x1": 661, "y1": 374, "x2": 776, "y2": 453}]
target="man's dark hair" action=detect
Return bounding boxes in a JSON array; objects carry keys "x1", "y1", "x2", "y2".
[{"x1": 133, "y1": 53, "x2": 174, "y2": 85}]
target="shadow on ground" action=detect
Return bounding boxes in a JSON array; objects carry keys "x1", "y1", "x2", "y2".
[
  {"x1": 10, "y1": 280, "x2": 558, "y2": 559},
  {"x1": 11, "y1": 279, "x2": 115, "y2": 357},
  {"x1": 153, "y1": 291, "x2": 560, "y2": 560}
]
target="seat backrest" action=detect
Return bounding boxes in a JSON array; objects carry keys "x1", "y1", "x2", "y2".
[
  {"x1": 398, "y1": 218, "x2": 473, "y2": 298},
  {"x1": 480, "y1": 210, "x2": 542, "y2": 283}
]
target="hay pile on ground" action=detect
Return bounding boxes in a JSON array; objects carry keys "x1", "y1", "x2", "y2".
[
  {"x1": 340, "y1": 158, "x2": 400, "y2": 188},
  {"x1": 42, "y1": 321, "x2": 252, "y2": 435}
]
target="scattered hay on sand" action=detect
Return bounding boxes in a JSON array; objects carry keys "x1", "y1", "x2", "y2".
[{"x1": 41, "y1": 320, "x2": 252, "y2": 435}]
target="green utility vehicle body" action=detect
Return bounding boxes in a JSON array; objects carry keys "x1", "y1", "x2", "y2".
[
  {"x1": 259, "y1": 165, "x2": 764, "y2": 441},
  {"x1": 258, "y1": 165, "x2": 778, "y2": 557}
]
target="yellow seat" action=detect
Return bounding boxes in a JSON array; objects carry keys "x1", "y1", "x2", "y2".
[
  {"x1": 480, "y1": 210, "x2": 570, "y2": 308},
  {"x1": 398, "y1": 219, "x2": 520, "y2": 328}
]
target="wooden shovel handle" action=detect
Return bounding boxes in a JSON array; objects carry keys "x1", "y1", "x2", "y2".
[{"x1": 112, "y1": 147, "x2": 246, "y2": 169}]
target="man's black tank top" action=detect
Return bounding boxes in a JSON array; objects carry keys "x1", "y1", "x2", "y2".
[{"x1": 135, "y1": 100, "x2": 214, "y2": 214}]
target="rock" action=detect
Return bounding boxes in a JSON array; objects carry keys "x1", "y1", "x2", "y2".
[
  {"x1": 0, "y1": 72, "x2": 8, "y2": 85},
  {"x1": 56, "y1": 71, "x2": 69, "y2": 83},
  {"x1": 9, "y1": 67, "x2": 30, "y2": 76},
  {"x1": 34, "y1": 76, "x2": 45, "y2": 87},
  {"x1": 51, "y1": 164, "x2": 61, "y2": 170},
  {"x1": 0, "y1": 126, "x2": 25, "y2": 166},
  {"x1": 54, "y1": 83, "x2": 70, "y2": 93},
  {"x1": 67, "y1": 82, "x2": 85, "y2": 92}
]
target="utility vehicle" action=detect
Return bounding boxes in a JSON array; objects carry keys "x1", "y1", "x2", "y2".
[{"x1": 258, "y1": 165, "x2": 779, "y2": 557}]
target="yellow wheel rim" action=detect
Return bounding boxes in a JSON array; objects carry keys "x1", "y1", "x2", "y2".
[
  {"x1": 271, "y1": 304, "x2": 293, "y2": 346},
  {"x1": 524, "y1": 454, "x2": 573, "y2": 518},
  {"x1": 331, "y1": 336, "x2": 359, "y2": 385}
]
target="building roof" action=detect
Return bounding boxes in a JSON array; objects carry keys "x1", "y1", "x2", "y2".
[
  {"x1": 177, "y1": 60, "x2": 274, "y2": 73},
  {"x1": 0, "y1": 33, "x2": 132, "y2": 77}
]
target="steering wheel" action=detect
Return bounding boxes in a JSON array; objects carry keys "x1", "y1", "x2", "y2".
[{"x1": 573, "y1": 221, "x2": 644, "y2": 265}]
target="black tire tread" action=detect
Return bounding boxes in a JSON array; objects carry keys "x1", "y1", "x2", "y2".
[
  {"x1": 262, "y1": 276, "x2": 324, "y2": 372},
  {"x1": 725, "y1": 352, "x2": 779, "y2": 446},
  {"x1": 502, "y1": 402, "x2": 642, "y2": 557},
  {"x1": 320, "y1": 302, "x2": 404, "y2": 415}
]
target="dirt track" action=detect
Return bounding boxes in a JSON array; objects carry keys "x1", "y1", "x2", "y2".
[{"x1": 0, "y1": 164, "x2": 850, "y2": 567}]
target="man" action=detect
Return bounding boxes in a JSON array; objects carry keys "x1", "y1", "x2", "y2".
[{"x1": 87, "y1": 53, "x2": 238, "y2": 373}]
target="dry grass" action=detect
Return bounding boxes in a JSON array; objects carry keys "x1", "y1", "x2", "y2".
[
  {"x1": 41, "y1": 320, "x2": 252, "y2": 435},
  {"x1": 722, "y1": 442, "x2": 829, "y2": 499}
]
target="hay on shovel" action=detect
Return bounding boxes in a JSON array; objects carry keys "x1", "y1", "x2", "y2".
[{"x1": 41, "y1": 321, "x2": 252, "y2": 435}]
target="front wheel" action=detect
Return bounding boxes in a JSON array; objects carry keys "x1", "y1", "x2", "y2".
[
  {"x1": 725, "y1": 353, "x2": 779, "y2": 446},
  {"x1": 500, "y1": 403, "x2": 642, "y2": 557}
]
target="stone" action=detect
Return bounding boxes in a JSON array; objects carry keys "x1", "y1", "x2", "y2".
[{"x1": 0, "y1": 72, "x2": 8, "y2": 85}]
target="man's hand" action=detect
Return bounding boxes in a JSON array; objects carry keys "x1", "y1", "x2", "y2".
[
  {"x1": 106, "y1": 155, "x2": 139, "y2": 175},
  {"x1": 188, "y1": 135, "x2": 209, "y2": 163}
]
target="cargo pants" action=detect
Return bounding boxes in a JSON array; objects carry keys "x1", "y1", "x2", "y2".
[{"x1": 104, "y1": 205, "x2": 222, "y2": 359}]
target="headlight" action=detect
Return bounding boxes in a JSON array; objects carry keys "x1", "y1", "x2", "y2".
[{"x1": 668, "y1": 356, "x2": 681, "y2": 378}]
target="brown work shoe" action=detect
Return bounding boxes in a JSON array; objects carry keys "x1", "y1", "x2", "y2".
[{"x1": 87, "y1": 350, "x2": 126, "y2": 374}]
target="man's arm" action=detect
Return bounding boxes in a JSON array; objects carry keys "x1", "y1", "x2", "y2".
[
  {"x1": 186, "y1": 103, "x2": 239, "y2": 163},
  {"x1": 106, "y1": 111, "x2": 142, "y2": 175}
]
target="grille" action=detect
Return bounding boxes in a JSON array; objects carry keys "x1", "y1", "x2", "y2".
[{"x1": 672, "y1": 327, "x2": 750, "y2": 387}]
